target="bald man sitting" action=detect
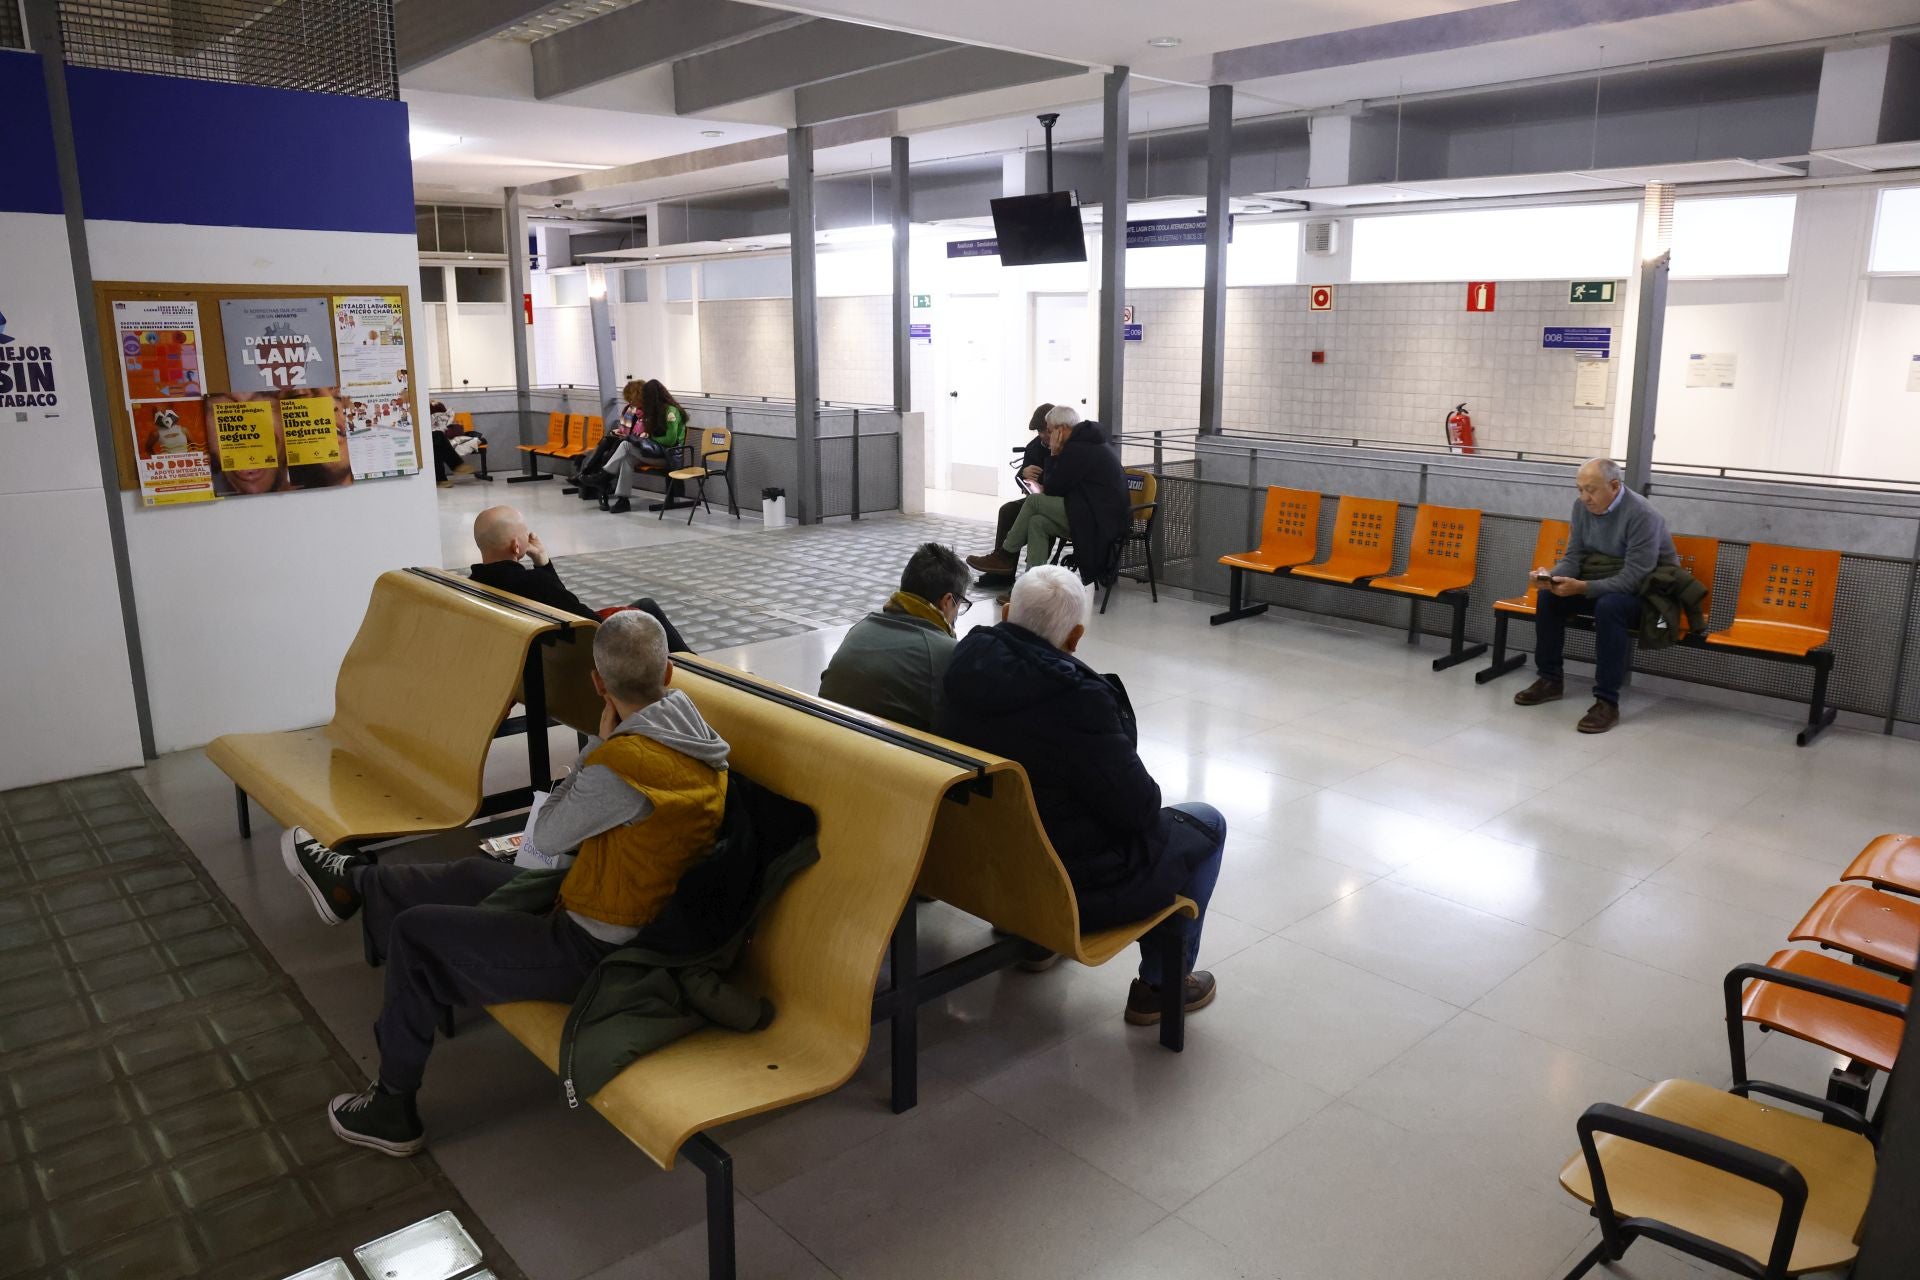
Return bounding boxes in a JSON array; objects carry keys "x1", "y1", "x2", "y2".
[
  {"x1": 1514, "y1": 459, "x2": 1677, "y2": 734},
  {"x1": 467, "y1": 505, "x2": 691, "y2": 653}
]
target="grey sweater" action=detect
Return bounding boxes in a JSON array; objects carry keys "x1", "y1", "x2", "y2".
[{"x1": 1551, "y1": 487, "x2": 1678, "y2": 598}]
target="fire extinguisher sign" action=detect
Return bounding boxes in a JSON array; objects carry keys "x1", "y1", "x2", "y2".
[
  {"x1": 1308, "y1": 285, "x2": 1334, "y2": 311},
  {"x1": 1465, "y1": 282, "x2": 1496, "y2": 312}
]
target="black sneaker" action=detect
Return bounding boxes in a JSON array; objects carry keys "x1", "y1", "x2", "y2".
[
  {"x1": 328, "y1": 1083, "x2": 425, "y2": 1156},
  {"x1": 280, "y1": 826, "x2": 365, "y2": 926}
]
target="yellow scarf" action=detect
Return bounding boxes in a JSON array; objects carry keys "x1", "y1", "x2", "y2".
[{"x1": 885, "y1": 591, "x2": 954, "y2": 637}]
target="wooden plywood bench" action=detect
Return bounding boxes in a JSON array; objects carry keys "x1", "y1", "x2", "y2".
[{"x1": 206, "y1": 567, "x2": 594, "y2": 849}]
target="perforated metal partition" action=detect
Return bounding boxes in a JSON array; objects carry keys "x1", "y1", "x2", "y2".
[
  {"x1": 1150, "y1": 457, "x2": 1920, "y2": 729},
  {"x1": 56, "y1": 0, "x2": 397, "y2": 99}
]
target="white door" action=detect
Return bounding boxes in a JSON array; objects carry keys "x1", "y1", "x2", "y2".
[
  {"x1": 942, "y1": 294, "x2": 1005, "y2": 495},
  {"x1": 1032, "y1": 292, "x2": 1093, "y2": 421}
]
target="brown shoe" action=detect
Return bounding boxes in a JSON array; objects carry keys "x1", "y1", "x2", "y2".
[
  {"x1": 1513, "y1": 677, "x2": 1564, "y2": 707},
  {"x1": 966, "y1": 549, "x2": 1017, "y2": 575},
  {"x1": 1123, "y1": 971, "x2": 1218, "y2": 1026},
  {"x1": 1577, "y1": 699, "x2": 1620, "y2": 734}
]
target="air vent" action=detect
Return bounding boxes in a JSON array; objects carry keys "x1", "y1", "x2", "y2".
[{"x1": 1303, "y1": 220, "x2": 1339, "y2": 256}]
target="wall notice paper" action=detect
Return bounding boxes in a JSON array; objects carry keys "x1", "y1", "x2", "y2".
[
  {"x1": 220, "y1": 297, "x2": 338, "y2": 392},
  {"x1": 114, "y1": 299, "x2": 203, "y2": 402},
  {"x1": 331, "y1": 295, "x2": 419, "y2": 478},
  {"x1": 1685, "y1": 352, "x2": 1738, "y2": 389},
  {"x1": 130, "y1": 399, "x2": 214, "y2": 505},
  {"x1": 1573, "y1": 358, "x2": 1609, "y2": 409},
  {"x1": 278, "y1": 390, "x2": 354, "y2": 489},
  {"x1": 206, "y1": 392, "x2": 286, "y2": 496},
  {"x1": 1908, "y1": 355, "x2": 1920, "y2": 393},
  {"x1": 0, "y1": 298, "x2": 70, "y2": 425}
]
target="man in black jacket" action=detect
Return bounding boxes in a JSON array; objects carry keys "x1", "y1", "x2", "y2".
[
  {"x1": 936, "y1": 565, "x2": 1225, "y2": 1024},
  {"x1": 967, "y1": 407, "x2": 1131, "y2": 583},
  {"x1": 466, "y1": 505, "x2": 690, "y2": 652}
]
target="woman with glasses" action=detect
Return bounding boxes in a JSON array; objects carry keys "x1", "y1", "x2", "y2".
[{"x1": 818, "y1": 542, "x2": 973, "y2": 733}]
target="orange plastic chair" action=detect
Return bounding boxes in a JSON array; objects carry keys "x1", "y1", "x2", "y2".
[
  {"x1": 1843, "y1": 835, "x2": 1920, "y2": 897},
  {"x1": 452, "y1": 411, "x2": 476, "y2": 432},
  {"x1": 1791, "y1": 885, "x2": 1920, "y2": 976},
  {"x1": 1210, "y1": 487, "x2": 1320, "y2": 625},
  {"x1": 1370, "y1": 504, "x2": 1481, "y2": 598},
  {"x1": 1707, "y1": 543, "x2": 1840, "y2": 657},
  {"x1": 518, "y1": 411, "x2": 567, "y2": 456},
  {"x1": 1738, "y1": 947, "x2": 1910, "y2": 1075},
  {"x1": 1290, "y1": 496, "x2": 1398, "y2": 584},
  {"x1": 1493, "y1": 520, "x2": 1572, "y2": 620},
  {"x1": 581, "y1": 415, "x2": 605, "y2": 451},
  {"x1": 550, "y1": 414, "x2": 588, "y2": 460}
]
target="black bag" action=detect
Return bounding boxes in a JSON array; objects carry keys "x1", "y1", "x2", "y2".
[{"x1": 572, "y1": 433, "x2": 622, "y2": 500}]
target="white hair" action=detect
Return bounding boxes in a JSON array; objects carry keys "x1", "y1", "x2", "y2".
[
  {"x1": 1044, "y1": 405, "x2": 1081, "y2": 430},
  {"x1": 1009, "y1": 565, "x2": 1090, "y2": 648},
  {"x1": 595, "y1": 609, "x2": 669, "y2": 705},
  {"x1": 1582, "y1": 458, "x2": 1624, "y2": 485}
]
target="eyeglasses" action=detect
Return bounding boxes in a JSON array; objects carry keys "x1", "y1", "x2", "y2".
[{"x1": 951, "y1": 594, "x2": 973, "y2": 616}]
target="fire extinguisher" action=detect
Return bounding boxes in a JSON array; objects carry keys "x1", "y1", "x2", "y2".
[{"x1": 1444, "y1": 402, "x2": 1476, "y2": 455}]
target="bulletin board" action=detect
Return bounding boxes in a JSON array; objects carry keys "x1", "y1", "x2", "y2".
[{"x1": 95, "y1": 281, "x2": 423, "y2": 506}]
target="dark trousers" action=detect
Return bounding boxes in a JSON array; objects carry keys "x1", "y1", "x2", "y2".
[
  {"x1": 356, "y1": 857, "x2": 613, "y2": 1093},
  {"x1": 430, "y1": 430, "x2": 460, "y2": 481},
  {"x1": 1534, "y1": 590, "x2": 1642, "y2": 705},
  {"x1": 1137, "y1": 802, "x2": 1228, "y2": 986},
  {"x1": 994, "y1": 497, "x2": 1024, "y2": 551}
]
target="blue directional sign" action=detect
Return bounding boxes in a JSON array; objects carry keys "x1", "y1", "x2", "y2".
[
  {"x1": 1542, "y1": 326, "x2": 1612, "y2": 356},
  {"x1": 1123, "y1": 323, "x2": 1143, "y2": 342}
]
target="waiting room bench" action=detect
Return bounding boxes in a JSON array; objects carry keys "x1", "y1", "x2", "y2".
[
  {"x1": 1477, "y1": 525, "x2": 1844, "y2": 745},
  {"x1": 1211, "y1": 487, "x2": 1490, "y2": 670},
  {"x1": 207, "y1": 567, "x2": 593, "y2": 848}
]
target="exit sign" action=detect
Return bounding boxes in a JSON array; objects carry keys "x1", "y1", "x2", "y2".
[
  {"x1": 911, "y1": 294, "x2": 931, "y2": 309},
  {"x1": 1569, "y1": 281, "x2": 1616, "y2": 304}
]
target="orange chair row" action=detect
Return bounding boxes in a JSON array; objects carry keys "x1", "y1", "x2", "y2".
[
  {"x1": 1553, "y1": 834, "x2": 1914, "y2": 1279},
  {"x1": 1479, "y1": 518, "x2": 1843, "y2": 745},
  {"x1": 514, "y1": 410, "x2": 604, "y2": 479},
  {"x1": 1210, "y1": 487, "x2": 1489, "y2": 671}
]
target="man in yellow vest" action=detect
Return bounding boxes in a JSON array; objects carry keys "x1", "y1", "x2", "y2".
[{"x1": 277, "y1": 610, "x2": 730, "y2": 1156}]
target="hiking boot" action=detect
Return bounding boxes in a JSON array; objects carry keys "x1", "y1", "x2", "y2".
[
  {"x1": 1513, "y1": 677, "x2": 1564, "y2": 707},
  {"x1": 328, "y1": 1083, "x2": 425, "y2": 1156},
  {"x1": 607, "y1": 497, "x2": 632, "y2": 514},
  {"x1": 966, "y1": 549, "x2": 1017, "y2": 576},
  {"x1": 1577, "y1": 699, "x2": 1620, "y2": 734},
  {"x1": 1123, "y1": 971, "x2": 1218, "y2": 1026},
  {"x1": 281, "y1": 827, "x2": 366, "y2": 926}
]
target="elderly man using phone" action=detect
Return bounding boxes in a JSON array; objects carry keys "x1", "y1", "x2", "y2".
[{"x1": 1514, "y1": 457, "x2": 1678, "y2": 733}]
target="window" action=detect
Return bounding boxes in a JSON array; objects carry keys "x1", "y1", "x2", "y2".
[
  {"x1": 418, "y1": 266, "x2": 446, "y2": 303},
  {"x1": 1870, "y1": 186, "x2": 1920, "y2": 274},
  {"x1": 1351, "y1": 203, "x2": 1638, "y2": 282},
  {"x1": 1669, "y1": 195, "x2": 1796, "y2": 278},
  {"x1": 453, "y1": 267, "x2": 505, "y2": 303},
  {"x1": 616, "y1": 267, "x2": 648, "y2": 303},
  {"x1": 549, "y1": 271, "x2": 588, "y2": 306},
  {"x1": 1227, "y1": 220, "x2": 1300, "y2": 286},
  {"x1": 818, "y1": 246, "x2": 890, "y2": 296}
]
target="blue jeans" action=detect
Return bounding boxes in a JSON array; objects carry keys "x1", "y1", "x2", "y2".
[
  {"x1": 1137, "y1": 802, "x2": 1227, "y2": 986},
  {"x1": 1534, "y1": 590, "x2": 1641, "y2": 705}
]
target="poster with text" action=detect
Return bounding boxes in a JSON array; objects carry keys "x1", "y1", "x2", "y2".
[
  {"x1": 220, "y1": 297, "x2": 338, "y2": 392},
  {"x1": 130, "y1": 399, "x2": 214, "y2": 505},
  {"x1": 331, "y1": 294, "x2": 419, "y2": 478},
  {"x1": 114, "y1": 299, "x2": 203, "y2": 402},
  {"x1": 207, "y1": 391, "x2": 287, "y2": 496},
  {"x1": 0, "y1": 238, "x2": 74, "y2": 425},
  {"x1": 343, "y1": 391, "x2": 419, "y2": 479},
  {"x1": 279, "y1": 389, "x2": 354, "y2": 489}
]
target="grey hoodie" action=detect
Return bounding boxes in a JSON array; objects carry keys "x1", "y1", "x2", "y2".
[{"x1": 528, "y1": 687, "x2": 731, "y2": 942}]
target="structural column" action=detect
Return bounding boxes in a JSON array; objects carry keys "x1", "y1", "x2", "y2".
[
  {"x1": 1622, "y1": 184, "x2": 1672, "y2": 493},
  {"x1": 891, "y1": 135, "x2": 910, "y2": 414},
  {"x1": 789, "y1": 125, "x2": 821, "y2": 524},
  {"x1": 1096, "y1": 65, "x2": 1129, "y2": 449},
  {"x1": 503, "y1": 186, "x2": 537, "y2": 478},
  {"x1": 586, "y1": 264, "x2": 619, "y2": 419},
  {"x1": 1198, "y1": 82, "x2": 1232, "y2": 436}
]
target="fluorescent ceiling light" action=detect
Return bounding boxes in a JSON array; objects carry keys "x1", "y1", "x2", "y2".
[{"x1": 409, "y1": 128, "x2": 463, "y2": 156}]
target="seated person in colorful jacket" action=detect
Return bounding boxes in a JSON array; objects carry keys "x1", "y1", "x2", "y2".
[{"x1": 277, "y1": 610, "x2": 729, "y2": 1156}]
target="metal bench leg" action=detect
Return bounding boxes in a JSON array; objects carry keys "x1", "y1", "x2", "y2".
[
  {"x1": 1797, "y1": 653, "x2": 1837, "y2": 747},
  {"x1": 1405, "y1": 597, "x2": 1420, "y2": 645},
  {"x1": 1433, "y1": 593, "x2": 1489, "y2": 672},
  {"x1": 1209, "y1": 567, "x2": 1269, "y2": 625},
  {"x1": 1156, "y1": 922, "x2": 1185, "y2": 1053},
  {"x1": 1475, "y1": 612, "x2": 1526, "y2": 684},
  {"x1": 1558, "y1": 1235, "x2": 1626, "y2": 1280},
  {"x1": 682, "y1": 1134, "x2": 738, "y2": 1280},
  {"x1": 888, "y1": 906, "x2": 919, "y2": 1114},
  {"x1": 522, "y1": 644, "x2": 551, "y2": 790},
  {"x1": 235, "y1": 785, "x2": 251, "y2": 838}
]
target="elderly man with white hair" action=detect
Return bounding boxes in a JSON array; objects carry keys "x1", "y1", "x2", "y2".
[
  {"x1": 1516, "y1": 457, "x2": 1678, "y2": 733},
  {"x1": 937, "y1": 566, "x2": 1227, "y2": 1025},
  {"x1": 966, "y1": 405, "x2": 1132, "y2": 583},
  {"x1": 277, "y1": 611, "x2": 730, "y2": 1157}
]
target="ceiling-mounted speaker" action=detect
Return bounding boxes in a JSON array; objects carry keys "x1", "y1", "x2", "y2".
[{"x1": 1303, "y1": 219, "x2": 1339, "y2": 256}]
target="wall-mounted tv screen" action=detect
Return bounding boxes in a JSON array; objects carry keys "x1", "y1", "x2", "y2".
[{"x1": 990, "y1": 192, "x2": 1087, "y2": 266}]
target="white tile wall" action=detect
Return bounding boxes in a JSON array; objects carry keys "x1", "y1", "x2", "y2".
[
  {"x1": 1124, "y1": 282, "x2": 1627, "y2": 457},
  {"x1": 698, "y1": 295, "x2": 895, "y2": 405}
]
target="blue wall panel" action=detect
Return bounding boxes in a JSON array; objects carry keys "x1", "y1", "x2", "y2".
[
  {"x1": 0, "y1": 50, "x2": 63, "y2": 216},
  {"x1": 66, "y1": 67, "x2": 414, "y2": 234}
]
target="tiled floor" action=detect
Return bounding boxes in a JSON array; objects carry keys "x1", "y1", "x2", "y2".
[{"x1": 126, "y1": 484, "x2": 1917, "y2": 1279}]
